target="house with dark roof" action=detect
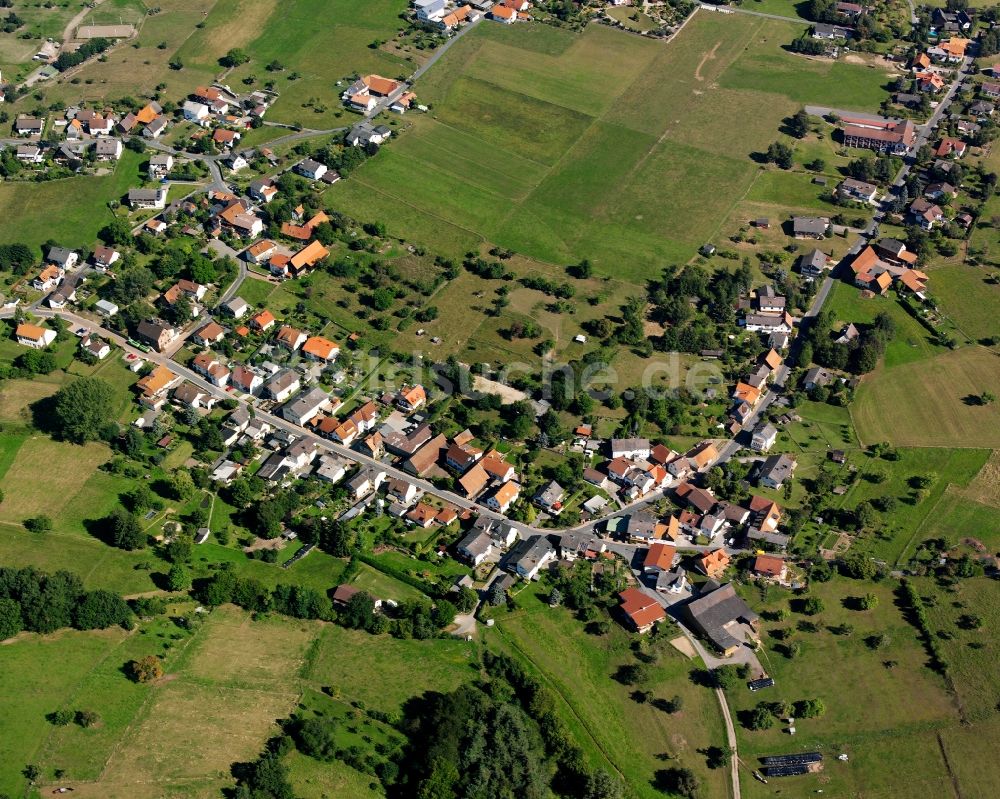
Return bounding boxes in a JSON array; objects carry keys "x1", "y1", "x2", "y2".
[
  {"x1": 684, "y1": 582, "x2": 760, "y2": 655},
  {"x1": 755, "y1": 453, "x2": 797, "y2": 489},
  {"x1": 506, "y1": 535, "x2": 555, "y2": 580},
  {"x1": 792, "y1": 216, "x2": 829, "y2": 239},
  {"x1": 457, "y1": 529, "x2": 494, "y2": 566},
  {"x1": 796, "y1": 248, "x2": 830, "y2": 278}
]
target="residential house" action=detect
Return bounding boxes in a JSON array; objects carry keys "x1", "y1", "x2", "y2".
[
  {"x1": 302, "y1": 335, "x2": 339, "y2": 361},
  {"x1": 249, "y1": 178, "x2": 278, "y2": 204},
  {"x1": 246, "y1": 239, "x2": 277, "y2": 265},
  {"x1": 457, "y1": 530, "x2": 494, "y2": 566},
  {"x1": 128, "y1": 187, "x2": 167, "y2": 210},
  {"x1": 281, "y1": 387, "x2": 332, "y2": 426},
  {"x1": 748, "y1": 495, "x2": 782, "y2": 532},
  {"x1": 643, "y1": 542, "x2": 677, "y2": 573},
  {"x1": 191, "y1": 351, "x2": 231, "y2": 387},
  {"x1": 135, "y1": 364, "x2": 179, "y2": 407},
  {"x1": 16, "y1": 143, "x2": 43, "y2": 163},
  {"x1": 909, "y1": 197, "x2": 945, "y2": 230},
  {"x1": 14, "y1": 116, "x2": 44, "y2": 136},
  {"x1": 182, "y1": 100, "x2": 210, "y2": 125},
  {"x1": 744, "y1": 312, "x2": 794, "y2": 334},
  {"x1": 835, "y1": 322, "x2": 859, "y2": 345},
  {"x1": 533, "y1": 481, "x2": 565, "y2": 514},
  {"x1": 688, "y1": 441, "x2": 719, "y2": 472},
  {"x1": 610, "y1": 437, "x2": 651, "y2": 459},
  {"x1": 446, "y1": 441, "x2": 483, "y2": 473},
  {"x1": 275, "y1": 324, "x2": 307, "y2": 351},
  {"x1": 924, "y1": 181, "x2": 957, "y2": 201},
  {"x1": 812, "y1": 22, "x2": 852, "y2": 39},
  {"x1": 485, "y1": 481, "x2": 520, "y2": 513},
  {"x1": 173, "y1": 382, "x2": 216, "y2": 409},
  {"x1": 931, "y1": 8, "x2": 971, "y2": 31},
  {"x1": 143, "y1": 117, "x2": 168, "y2": 139},
  {"x1": 357, "y1": 432, "x2": 385, "y2": 459},
  {"x1": 507, "y1": 535, "x2": 555, "y2": 579},
  {"x1": 91, "y1": 246, "x2": 120, "y2": 270},
  {"x1": 345, "y1": 121, "x2": 392, "y2": 147},
  {"x1": 415, "y1": 0, "x2": 447, "y2": 23},
  {"x1": 837, "y1": 178, "x2": 878, "y2": 203},
  {"x1": 617, "y1": 588, "x2": 665, "y2": 634},
  {"x1": 230, "y1": 365, "x2": 263, "y2": 394},
  {"x1": 675, "y1": 481, "x2": 717, "y2": 514},
  {"x1": 223, "y1": 297, "x2": 250, "y2": 319},
  {"x1": 490, "y1": 4, "x2": 517, "y2": 21},
  {"x1": 396, "y1": 384, "x2": 427, "y2": 412},
  {"x1": 250, "y1": 309, "x2": 276, "y2": 332},
  {"x1": 696, "y1": 548, "x2": 731, "y2": 578},
  {"x1": 755, "y1": 453, "x2": 797, "y2": 489},
  {"x1": 135, "y1": 319, "x2": 178, "y2": 352},
  {"x1": 264, "y1": 369, "x2": 301, "y2": 402},
  {"x1": 314, "y1": 455, "x2": 348, "y2": 484},
  {"x1": 32, "y1": 265, "x2": 63, "y2": 292},
  {"x1": 218, "y1": 200, "x2": 264, "y2": 238},
  {"x1": 792, "y1": 216, "x2": 830, "y2": 239},
  {"x1": 80, "y1": 335, "x2": 111, "y2": 360},
  {"x1": 753, "y1": 554, "x2": 788, "y2": 581},
  {"x1": 803, "y1": 367, "x2": 833, "y2": 390},
  {"x1": 46, "y1": 247, "x2": 78, "y2": 270},
  {"x1": 15, "y1": 323, "x2": 56, "y2": 349},
  {"x1": 935, "y1": 137, "x2": 967, "y2": 159},
  {"x1": 916, "y1": 72, "x2": 945, "y2": 93},
  {"x1": 295, "y1": 159, "x2": 327, "y2": 180},
  {"x1": 751, "y1": 422, "x2": 778, "y2": 452},
  {"x1": 684, "y1": 582, "x2": 760, "y2": 655}
]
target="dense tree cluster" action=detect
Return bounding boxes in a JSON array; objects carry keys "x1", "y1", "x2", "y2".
[
  {"x1": 647, "y1": 263, "x2": 753, "y2": 352},
  {"x1": 0, "y1": 566, "x2": 130, "y2": 637},
  {"x1": 397, "y1": 652, "x2": 623, "y2": 799},
  {"x1": 49, "y1": 377, "x2": 118, "y2": 444},
  {"x1": 799, "y1": 308, "x2": 896, "y2": 381},
  {"x1": 54, "y1": 37, "x2": 111, "y2": 71}
]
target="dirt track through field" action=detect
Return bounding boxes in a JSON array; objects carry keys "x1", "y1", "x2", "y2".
[{"x1": 694, "y1": 41, "x2": 720, "y2": 81}]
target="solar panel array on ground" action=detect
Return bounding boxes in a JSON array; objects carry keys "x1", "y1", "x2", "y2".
[
  {"x1": 748, "y1": 677, "x2": 775, "y2": 691},
  {"x1": 760, "y1": 752, "x2": 823, "y2": 766},
  {"x1": 765, "y1": 763, "x2": 812, "y2": 777}
]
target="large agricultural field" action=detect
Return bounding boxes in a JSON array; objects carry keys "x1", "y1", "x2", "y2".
[
  {"x1": 851, "y1": 345, "x2": 1000, "y2": 448},
  {"x1": 326, "y1": 13, "x2": 892, "y2": 276}
]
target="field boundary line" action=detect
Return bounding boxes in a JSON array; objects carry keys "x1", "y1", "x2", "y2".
[
  {"x1": 491, "y1": 622, "x2": 625, "y2": 780},
  {"x1": 423, "y1": 116, "x2": 556, "y2": 171},
  {"x1": 385, "y1": 142, "x2": 536, "y2": 201},
  {"x1": 934, "y1": 732, "x2": 964, "y2": 799},
  {"x1": 399, "y1": 129, "x2": 541, "y2": 197},
  {"x1": 341, "y1": 174, "x2": 487, "y2": 243}
]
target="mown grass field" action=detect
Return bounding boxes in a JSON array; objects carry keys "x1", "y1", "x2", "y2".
[
  {"x1": 823, "y1": 280, "x2": 945, "y2": 369},
  {"x1": 485, "y1": 589, "x2": 731, "y2": 799},
  {"x1": 31, "y1": 608, "x2": 311, "y2": 798},
  {"x1": 327, "y1": 14, "x2": 889, "y2": 279},
  {"x1": 731, "y1": 577, "x2": 968, "y2": 799},
  {"x1": 0, "y1": 151, "x2": 143, "y2": 251},
  {"x1": 852, "y1": 346, "x2": 1000, "y2": 448},
  {"x1": 829, "y1": 447, "x2": 989, "y2": 564},
  {"x1": 929, "y1": 263, "x2": 1000, "y2": 344}
]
